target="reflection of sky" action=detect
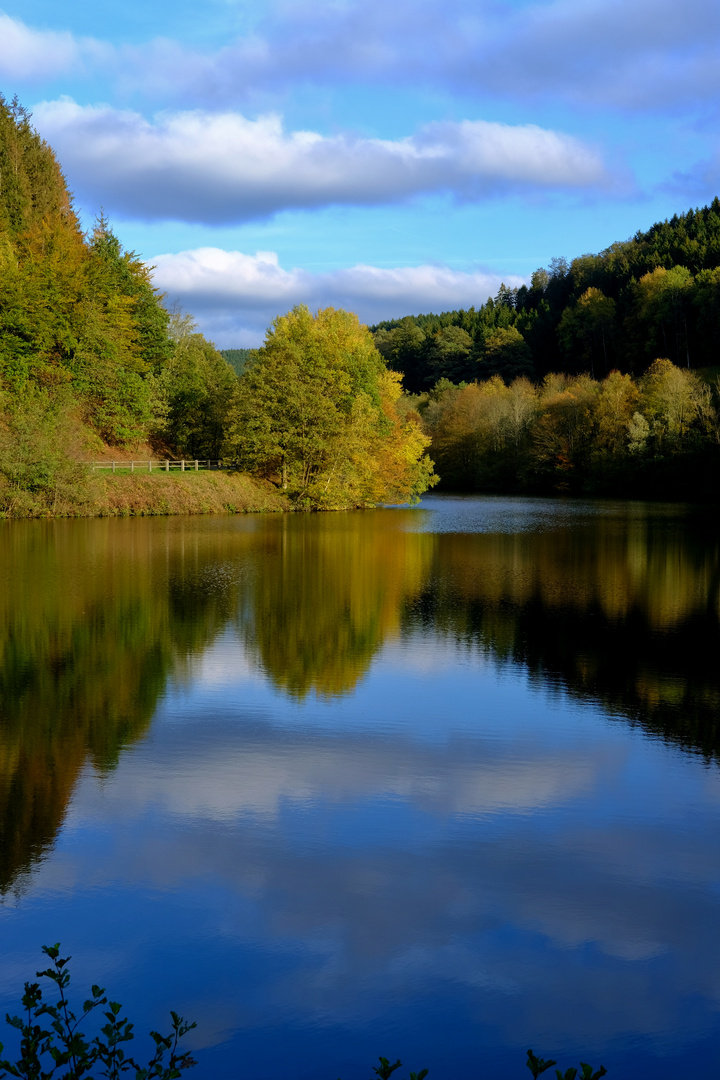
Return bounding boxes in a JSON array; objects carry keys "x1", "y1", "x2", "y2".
[
  {"x1": 407, "y1": 493, "x2": 693, "y2": 534},
  {"x1": 2, "y1": 612, "x2": 720, "y2": 1080}
]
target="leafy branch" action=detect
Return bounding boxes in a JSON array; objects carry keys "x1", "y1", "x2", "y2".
[
  {"x1": 0, "y1": 945, "x2": 196, "y2": 1080},
  {"x1": 526, "y1": 1048, "x2": 607, "y2": 1080},
  {"x1": 0, "y1": 948, "x2": 608, "y2": 1080}
]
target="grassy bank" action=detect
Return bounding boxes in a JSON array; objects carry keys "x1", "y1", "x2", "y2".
[{"x1": 0, "y1": 468, "x2": 290, "y2": 518}]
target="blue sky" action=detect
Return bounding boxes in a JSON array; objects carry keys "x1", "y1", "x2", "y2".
[{"x1": 2, "y1": 0, "x2": 720, "y2": 344}]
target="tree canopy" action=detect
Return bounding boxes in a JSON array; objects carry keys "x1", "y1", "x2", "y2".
[
  {"x1": 419, "y1": 362, "x2": 719, "y2": 500},
  {"x1": 370, "y1": 198, "x2": 720, "y2": 388},
  {"x1": 231, "y1": 306, "x2": 437, "y2": 508}
]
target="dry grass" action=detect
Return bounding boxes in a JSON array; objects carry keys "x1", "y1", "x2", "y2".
[
  {"x1": 0, "y1": 469, "x2": 290, "y2": 518},
  {"x1": 94, "y1": 470, "x2": 290, "y2": 516}
]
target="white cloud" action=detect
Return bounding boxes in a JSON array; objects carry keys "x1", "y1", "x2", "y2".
[
  {"x1": 0, "y1": 15, "x2": 104, "y2": 81},
  {"x1": 199, "y1": 0, "x2": 720, "y2": 110},
  {"x1": 9, "y1": 0, "x2": 720, "y2": 110},
  {"x1": 149, "y1": 247, "x2": 526, "y2": 345},
  {"x1": 32, "y1": 99, "x2": 611, "y2": 225},
  {"x1": 455, "y1": 0, "x2": 720, "y2": 108}
]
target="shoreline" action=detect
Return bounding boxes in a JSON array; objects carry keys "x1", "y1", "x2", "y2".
[
  {"x1": 0, "y1": 471, "x2": 291, "y2": 519},
  {"x1": 3, "y1": 472, "x2": 717, "y2": 520}
]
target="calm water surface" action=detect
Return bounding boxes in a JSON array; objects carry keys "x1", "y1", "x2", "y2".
[{"x1": 1, "y1": 495, "x2": 719, "y2": 1078}]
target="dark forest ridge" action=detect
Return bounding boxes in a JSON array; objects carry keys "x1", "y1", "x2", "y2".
[{"x1": 369, "y1": 200, "x2": 720, "y2": 392}]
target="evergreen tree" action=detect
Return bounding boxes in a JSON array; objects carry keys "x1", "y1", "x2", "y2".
[{"x1": 0, "y1": 99, "x2": 175, "y2": 447}]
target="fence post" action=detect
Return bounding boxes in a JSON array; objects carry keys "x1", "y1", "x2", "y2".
[
  {"x1": 112, "y1": 461, "x2": 116, "y2": 473},
  {"x1": 194, "y1": 460, "x2": 198, "y2": 471},
  {"x1": 181, "y1": 459, "x2": 185, "y2": 471},
  {"x1": 149, "y1": 460, "x2": 152, "y2": 472},
  {"x1": 130, "y1": 461, "x2": 134, "y2": 473}
]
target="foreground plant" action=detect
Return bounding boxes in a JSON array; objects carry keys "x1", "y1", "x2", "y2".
[
  {"x1": 0, "y1": 947, "x2": 608, "y2": 1080},
  {"x1": 527, "y1": 1048, "x2": 607, "y2": 1080},
  {"x1": 0, "y1": 945, "x2": 196, "y2": 1080},
  {"x1": 354, "y1": 1048, "x2": 606, "y2": 1080},
  {"x1": 371, "y1": 1056, "x2": 428, "y2": 1080}
]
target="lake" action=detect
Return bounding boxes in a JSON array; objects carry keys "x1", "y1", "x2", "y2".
[{"x1": 1, "y1": 495, "x2": 719, "y2": 1079}]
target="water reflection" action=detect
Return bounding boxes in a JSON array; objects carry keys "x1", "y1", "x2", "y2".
[
  {"x1": 411, "y1": 510, "x2": 720, "y2": 758},
  {"x1": 0, "y1": 517, "x2": 247, "y2": 891},
  {"x1": 2, "y1": 499, "x2": 720, "y2": 1080},
  {"x1": 8, "y1": 709, "x2": 720, "y2": 1079},
  {"x1": 236, "y1": 511, "x2": 433, "y2": 698},
  {"x1": 1, "y1": 502, "x2": 718, "y2": 897}
]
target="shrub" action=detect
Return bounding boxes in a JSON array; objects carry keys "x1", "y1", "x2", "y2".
[{"x1": 0, "y1": 945, "x2": 196, "y2": 1080}]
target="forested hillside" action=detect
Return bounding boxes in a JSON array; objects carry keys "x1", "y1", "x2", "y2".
[
  {"x1": 371, "y1": 202, "x2": 720, "y2": 390},
  {"x1": 0, "y1": 97, "x2": 435, "y2": 514},
  {"x1": 220, "y1": 348, "x2": 253, "y2": 376},
  {"x1": 418, "y1": 365, "x2": 719, "y2": 500},
  {"x1": 367, "y1": 202, "x2": 720, "y2": 500},
  {"x1": 0, "y1": 94, "x2": 238, "y2": 460},
  {"x1": 1, "y1": 92, "x2": 719, "y2": 512}
]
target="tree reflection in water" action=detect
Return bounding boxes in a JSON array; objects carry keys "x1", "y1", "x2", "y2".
[{"x1": 0, "y1": 501, "x2": 718, "y2": 895}]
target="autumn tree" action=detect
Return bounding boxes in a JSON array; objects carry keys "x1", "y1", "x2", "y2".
[
  {"x1": 0, "y1": 96, "x2": 88, "y2": 392},
  {"x1": 423, "y1": 382, "x2": 486, "y2": 488},
  {"x1": 231, "y1": 306, "x2": 436, "y2": 508},
  {"x1": 530, "y1": 375, "x2": 599, "y2": 490},
  {"x1": 639, "y1": 359, "x2": 704, "y2": 447},
  {"x1": 592, "y1": 370, "x2": 639, "y2": 457},
  {"x1": 424, "y1": 376, "x2": 538, "y2": 490}
]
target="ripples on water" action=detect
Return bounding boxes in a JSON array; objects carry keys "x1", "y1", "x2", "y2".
[{"x1": 0, "y1": 495, "x2": 718, "y2": 1079}]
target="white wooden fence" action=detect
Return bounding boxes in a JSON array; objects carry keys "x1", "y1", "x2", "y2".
[{"x1": 88, "y1": 460, "x2": 234, "y2": 473}]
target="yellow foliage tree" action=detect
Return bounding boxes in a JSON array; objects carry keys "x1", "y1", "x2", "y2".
[{"x1": 232, "y1": 306, "x2": 437, "y2": 508}]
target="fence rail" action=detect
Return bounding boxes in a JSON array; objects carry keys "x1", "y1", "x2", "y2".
[{"x1": 87, "y1": 460, "x2": 236, "y2": 473}]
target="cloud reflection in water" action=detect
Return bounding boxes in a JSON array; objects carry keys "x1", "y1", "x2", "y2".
[{"x1": 1, "y1": 498, "x2": 719, "y2": 1079}]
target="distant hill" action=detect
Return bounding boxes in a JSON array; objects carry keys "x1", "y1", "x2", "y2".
[
  {"x1": 220, "y1": 348, "x2": 254, "y2": 376},
  {"x1": 370, "y1": 199, "x2": 720, "y2": 392}
]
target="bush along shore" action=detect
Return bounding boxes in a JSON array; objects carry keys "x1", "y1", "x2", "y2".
[{"x1": 0, "y1": 947, "x2": 607, "y2": 1080}]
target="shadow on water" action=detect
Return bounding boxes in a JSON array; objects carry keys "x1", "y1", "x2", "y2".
[{"x1": 0, "y1": 501, "x2": 718, "y2": 893}]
